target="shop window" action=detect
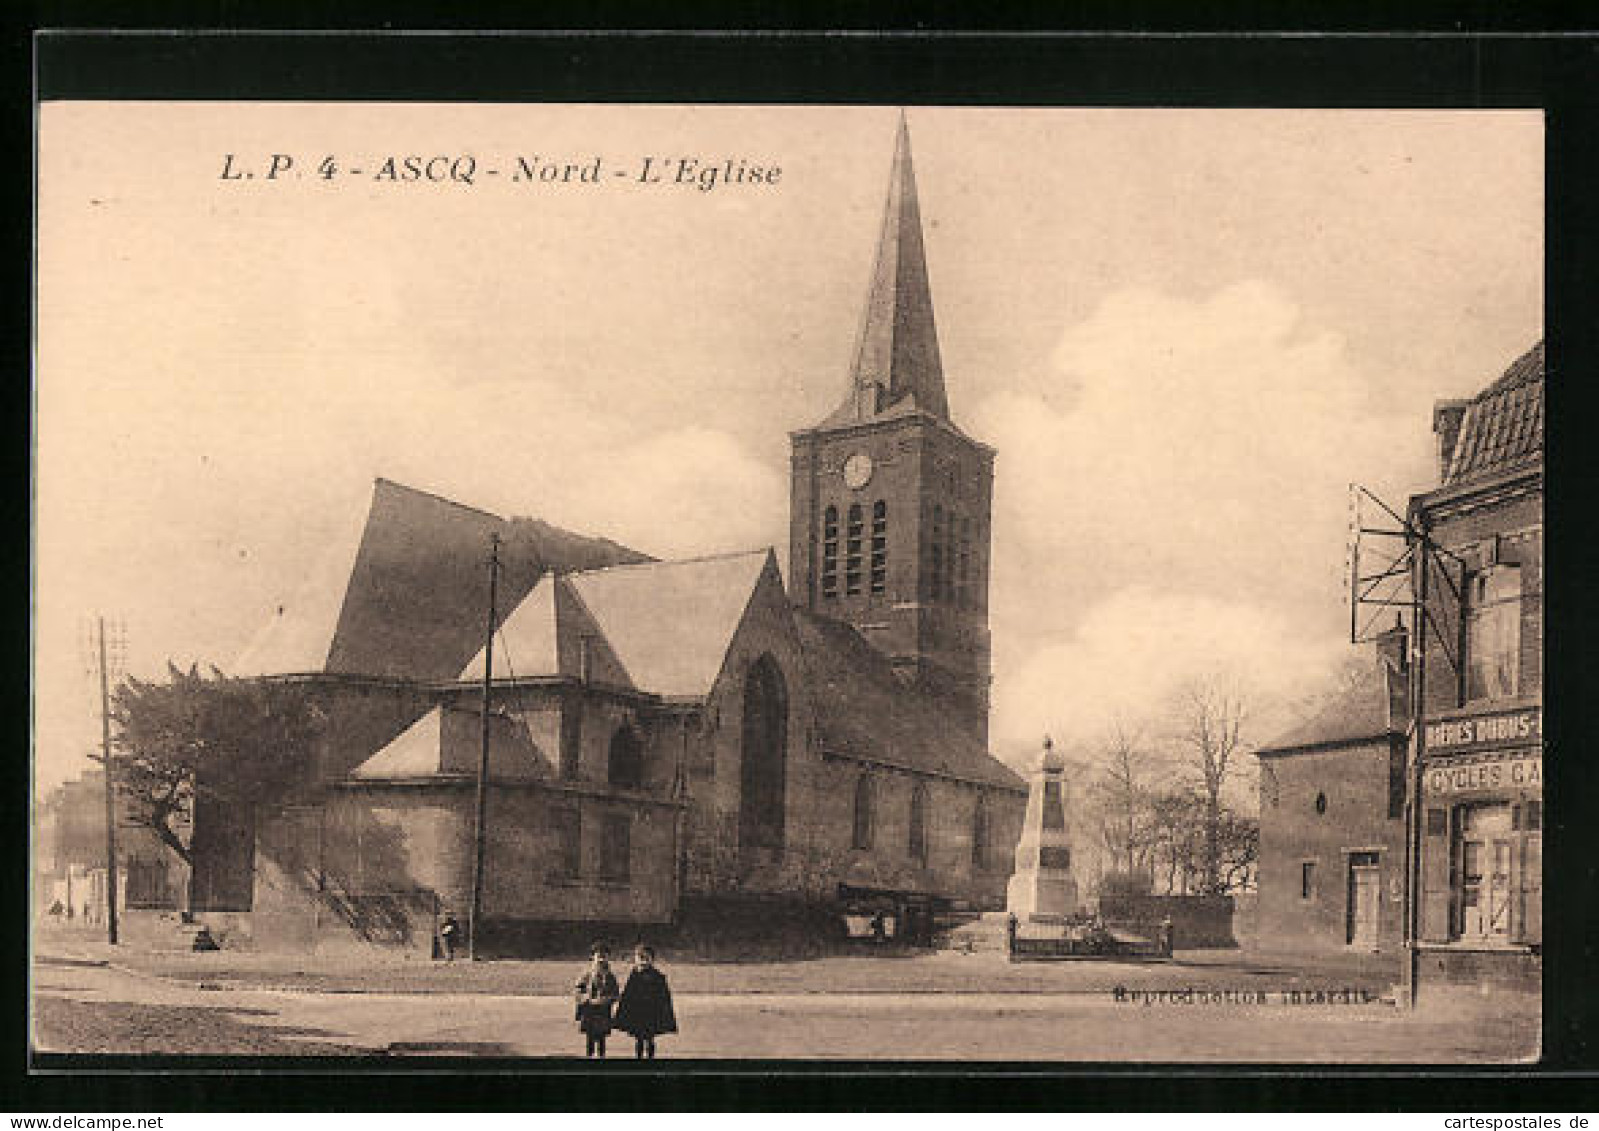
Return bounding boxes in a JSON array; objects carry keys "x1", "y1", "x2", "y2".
[
  {"x1": 1300, "y1": 861, "x2": 1316, "y2": 900},
  {"x1": 852, "y1": 772, "x2": 875, "y2": 850},
  {"x1": 1464, "y1": 566, "x2": 1522, "y2": 703},
  {"x1": 599, "y1": 812, "x2": 631, "y2": 883},
  {"x1": 821, "y1": 506, "x2": 839, "y2": 599}
]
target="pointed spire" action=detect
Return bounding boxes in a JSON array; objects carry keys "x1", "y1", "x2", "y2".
[{"x1": 833, "y1": 112, "x2": 951, "y2": 424}]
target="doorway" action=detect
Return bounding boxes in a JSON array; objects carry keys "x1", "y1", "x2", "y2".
[
  {"x1": 1346, "y1": 851, "x2": 1380, "y2": 949},
  {"x1": 1456, "y1": 803, "x2": 1513, "y2": 940}
]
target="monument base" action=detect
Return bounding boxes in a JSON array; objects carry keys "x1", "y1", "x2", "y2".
[{"x1": 1006, "y1": 869, "x2": 1079, "y2": 920}]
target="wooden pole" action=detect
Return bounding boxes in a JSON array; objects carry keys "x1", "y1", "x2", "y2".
[
  {"x1": 99, "y1": 617, "x2": 119, "y2": 946},
  {"x1": 1402, "y1": 522, "x2": 1430, "y2": 1008},
  {"x1": 468, "y1": 534, "x2": 500, "y2": 961}
]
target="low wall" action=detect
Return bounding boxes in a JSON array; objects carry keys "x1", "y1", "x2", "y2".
[
  {"x1": 1416, "y1": 947, "x2": 1540, "y2": 999},
  {"x1": 1098, "y1": 894, "x2": 1237, "y2": 949}
]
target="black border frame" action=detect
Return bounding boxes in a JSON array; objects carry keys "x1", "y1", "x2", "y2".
[{"x1": 17, "y1": 21, "x2": 1599, "y2": 1112}]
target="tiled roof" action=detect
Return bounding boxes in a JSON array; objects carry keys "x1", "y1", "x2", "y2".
[
  {"x1": 232, "y1": 478, "x2": 647, "y2": 680},
  {"x1": 794, "y1": 609, "x2": 1026, "y2": 792},
  {"x1": 349, "y1": 704, "x2": 552, "y2": 780},
  {"x1": 562, "y1": 550, "x2": 775, "y2": 698},
  {"x1": 1259, "y1": 660, "x2": 1407, "y2": 755},
  {"x1": 1445, "y1": 341, "x2": 1545, "y2": 487},
  {"x1": 821, "y1": 115, "x2": 951, "y2": 428}
]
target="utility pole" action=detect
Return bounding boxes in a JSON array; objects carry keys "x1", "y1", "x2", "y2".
[
  {"x1": 1402, "y1": 517, "x2": 1431, "y2": 1009},
  {"x1": 98, "y1": 617, "x2": 119, "y2": 946},
  {"x1": 468, "y1": 533, "x2": 500, "y2": 961}
]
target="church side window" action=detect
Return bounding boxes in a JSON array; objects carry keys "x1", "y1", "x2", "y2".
[
  {"x1": 943, "y1": 510, "x2": 959, "y2": 603},
  {"x1": 821, "y1": 506, "x2": 839, "y2": 599},
  {"x1": 852, "y1": 772, "x2": 875, "y2": 850},
  {"x1": 870, "y1": 501, "x2": 888, "y2": 595},
  {"x1": 909, "y1": 782, "x2": 930, "y2": 864},
  {"x1": 600, "y1": 812, "x2": 631, "y2": 883},
  {"x1": 956, "y1": 517, "x2": 971, "y2": 607},
  {"x1": 846, "y1": 504, "x2": 864, "y2": 595},
  {"x1": 972, "y1": 793, "x2": 991, "y2": 870},
  {"x1": 930, "y1": 506, "x2": 945, "y2": 601}
]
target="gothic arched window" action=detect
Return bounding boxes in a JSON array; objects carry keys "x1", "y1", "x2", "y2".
[
  {"x1": 943, "y1": 510, "x2": 959, "y2": 603},
  {"x1": 972, "y1": 793, "x2": 991, "y2": 870},
  {"x1": 852, "y1": 772, "x2": 875, "y2": 850},
  {"x1": 870, "y1": 501, "x2": 888, "y2": 595},
  {"x1": 821, "y1": 506, "x2": 839, "y2": 599},
  {"x1": 909, "y1": 782, "x2": 930, "y2": 864},
  {"x1": 739, "y1": 654, "x2": 788, "y2": 851},
  {"x1": 930, "y1": 505, "x2": 945, "y2": 601},
  {"x1": 608, "y1": 724, "x2": 644, "y2": 789}
]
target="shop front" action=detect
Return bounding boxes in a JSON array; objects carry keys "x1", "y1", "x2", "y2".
[{"x1": 1414, "y1": 705, "x2": 1541, "y2": 995}]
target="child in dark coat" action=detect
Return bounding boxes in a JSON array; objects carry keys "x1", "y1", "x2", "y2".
[
  {"x1": 613, "y1": 944, "x2": 678, "y2": 1059},
  {"x1": 574, "y1": 943, "x2": 620, "y2": 1058}
]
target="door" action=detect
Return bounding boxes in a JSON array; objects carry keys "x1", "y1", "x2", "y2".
[
  {"x1": 1457, "y1": 803, "x2": 1513, "y2": 940},
  {"x1": 1347, "y1": 852, "x2": 1380, "y2": 949}
]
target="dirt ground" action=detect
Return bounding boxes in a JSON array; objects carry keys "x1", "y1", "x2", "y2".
[{"x1": 31, "y1": 944, "x2": 1538, "y2": 1063}]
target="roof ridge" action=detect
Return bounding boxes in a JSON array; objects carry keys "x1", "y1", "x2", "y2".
[
  {"x1": 373, "y1": 477, "x2": 506, "y2": 523},
  {"x1": 561, "y1": 546, "x2": 772, "y2": 578}
]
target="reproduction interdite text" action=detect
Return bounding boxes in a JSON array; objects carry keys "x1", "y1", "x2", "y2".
[{"x1": 1112, "y1": 987, "x2": 1383, "y2": 1005}]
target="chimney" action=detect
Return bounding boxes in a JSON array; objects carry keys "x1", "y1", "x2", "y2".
[
  {"x1": 1433, "y1": 399, "x2": 1469, "y2": 482},
  {"x1": 1374, "y1": 614, "x2": 1408, "y2": 675}
]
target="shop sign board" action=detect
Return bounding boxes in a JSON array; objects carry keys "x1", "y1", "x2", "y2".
[
  {"x1": 1423, "y1": 707, "x2": 1541, "y2": 754},
  {"x1": 1423, "y1": 753, "x2": 1542, "y2": 797}
]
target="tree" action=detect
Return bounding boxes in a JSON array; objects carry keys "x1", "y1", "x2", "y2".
[
  {"x1": 1091, "y1": 719, "x2": 1156, "y2": 880},
  {"x1": 1145, "y1": 787, "x2": 1206, "y2": 895},
  {"x1": 109, "y1": 664, "x2": 318, "y2": 865},
  {"x1": 1214, "y1": 808, "x2": 1259, "y2": 894},
  {"x1": 1171, "y1": 677, "x2": 1249, "y2": 896}
]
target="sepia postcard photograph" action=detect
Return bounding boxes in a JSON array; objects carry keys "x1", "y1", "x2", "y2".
[{"x1": 32, "y1": 91, "x2": 1544, "y2": 1067}]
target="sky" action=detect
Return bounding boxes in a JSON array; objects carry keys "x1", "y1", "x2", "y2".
[{"x1": 35, "y1": 103, "x2": 1543, "y2": 794}]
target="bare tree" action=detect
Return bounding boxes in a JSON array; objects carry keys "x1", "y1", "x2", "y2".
[
  {"x1": 1172, "y1": 677, "x2": 1249, "y2": 897},
  {"x1": 1092, "y1": 719, "x2": 1155, "y2": 881}
]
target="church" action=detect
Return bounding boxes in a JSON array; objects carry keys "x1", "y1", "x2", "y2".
[{"x1": 195, "y1": 119, "x2": 1027, "y2": 955}]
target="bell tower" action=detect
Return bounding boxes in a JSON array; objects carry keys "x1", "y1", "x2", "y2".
[{"x1": 789, "y1": 114, "x2": 995, "y2": 739}]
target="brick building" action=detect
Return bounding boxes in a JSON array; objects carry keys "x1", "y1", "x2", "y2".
[
  {"x1": 1255, "y1": 626, "x2": 1409, "y2": 955},
  {"x1": 186, "y1": 118, "x2": 1026, "y2": 955},
  {"x1": 1405, "y1": 341, "x2": 1543, "y2": 997}
]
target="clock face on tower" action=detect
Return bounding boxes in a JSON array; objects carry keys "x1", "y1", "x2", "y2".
[{"x1": 842, "y1": 452, "x2": 875, "y2": 490}]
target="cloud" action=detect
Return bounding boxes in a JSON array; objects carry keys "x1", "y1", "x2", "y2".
[
  {"x1": 979, "y1": 281, "x2": 1427, "y2": 770},
  {"x1": 991, "y1": 584, "x2": 1350, "y2": 763}
]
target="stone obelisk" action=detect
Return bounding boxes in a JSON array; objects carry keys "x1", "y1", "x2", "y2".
[{"x1": 1006, "y1": 737, "x2": 1079, "y2": 919}]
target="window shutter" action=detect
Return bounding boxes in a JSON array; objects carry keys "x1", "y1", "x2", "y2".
[
  {"x1": 1419, "y1": 806, "x2": 1452, "y2": 943},
  {"x1": 1517, "y1": 832, "x2": 1542, "y2": 945}
]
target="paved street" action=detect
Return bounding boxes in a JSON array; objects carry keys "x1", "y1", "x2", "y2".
[{"x1": 32, "y1": 951, "x2": 1539, "y2": 1063}]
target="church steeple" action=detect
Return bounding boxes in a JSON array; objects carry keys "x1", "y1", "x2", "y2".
[
  {"x1": 828, "y1": 113, "x2": 950, "y2": 425},
  {"x1": 789, "y1": 112, "x2": 993, "y2": 742}
]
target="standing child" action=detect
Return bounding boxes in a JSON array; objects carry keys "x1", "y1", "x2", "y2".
[
  {"x1": 613, "y1": 944, "x2": 678, "y2": 1060},
  {"x1": 573, "y1": 943, "x2": 620, "y2": 1059}
]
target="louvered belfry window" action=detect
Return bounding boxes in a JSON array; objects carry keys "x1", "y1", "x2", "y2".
[
  {"x1": 870, "y1": 500, "x2": 888, "y2": 594},
  {"x1": 821, "y1": 505, "x2": 839, "y2": 598},
  {"x1": 846, "y1": 504, "x2": 864, "y2": 595}
]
